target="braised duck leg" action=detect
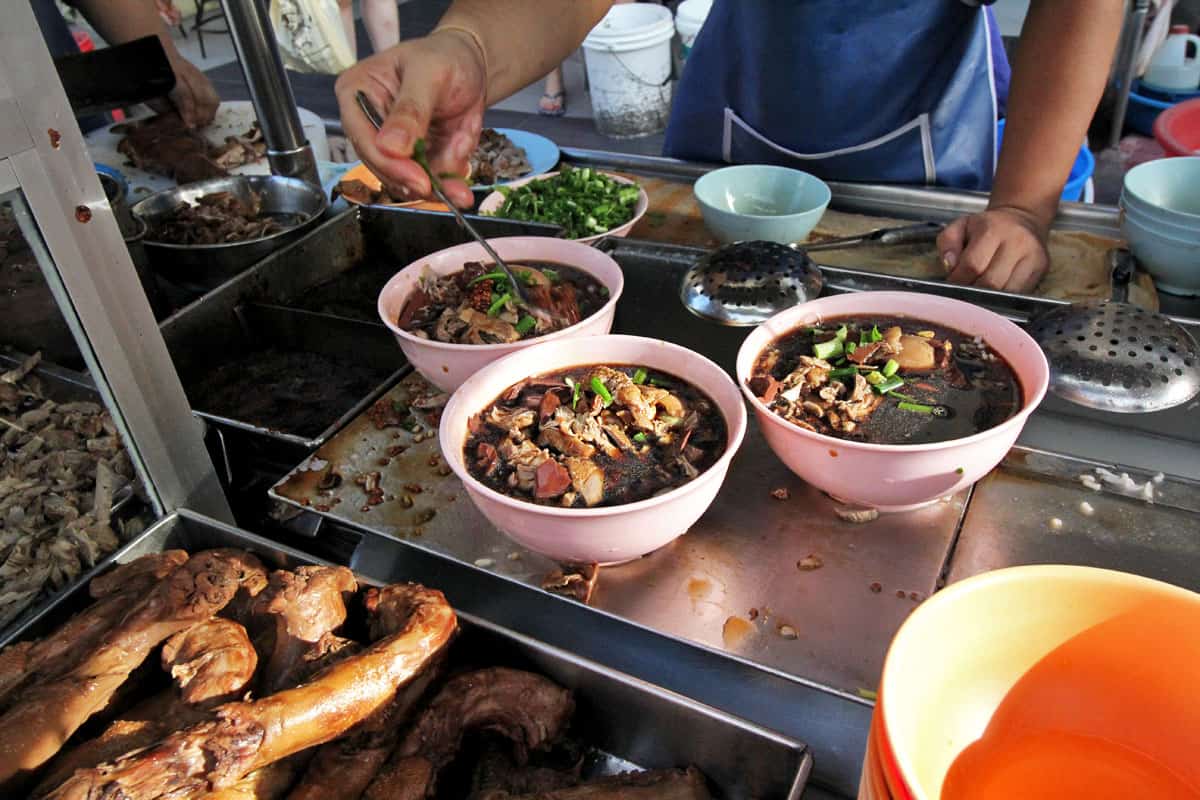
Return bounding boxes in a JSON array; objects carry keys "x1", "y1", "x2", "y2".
[
  {"x1": 0, "y1": 549, "x2": 265, "y2": 786},
  {"x1": 363, "y1": 667, "x2": 575, "y2": 800},
  {"x1": 46, "y1": 583, "x2": 457, "y2": 800},
  {"x1": 35, "y1": 617, "x2": 260, "y2": 795},
  {"x1": 0, "y1": 551, "x2": 189, "y2": 708}
]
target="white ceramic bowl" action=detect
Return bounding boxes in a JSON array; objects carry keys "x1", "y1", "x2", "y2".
[
  {"x1": 440, "y1": 335, "x2": 747, "y2": 564},
  {"x1": 477, "y1": 171, "x2": 649, "y2": 244},
  {"x1": 378, "y1": 237, "x2": 624, "y2": 392},
  {"x1": 736, "y1": 292, "x2": 1049, "y2": 511}
]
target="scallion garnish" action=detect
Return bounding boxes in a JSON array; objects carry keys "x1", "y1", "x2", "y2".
[
  {"x1": 898, "y1": 401, "x2": 935, "y2": 414},
  {"x1": 845, "y1": 341, "x2": 858, "y2": 355},
  {"x1": 882, "y1": 359, "x2": 900, "y2": 378},
  {"x1": 865, "y1": 371, "x2": 883, "y2": 386},
  {"x1": 632, "y1": 367, "x2": 648, "y2": 385},
  {"x1": 633, "y1": 432, "x2": 647, "y2": 443},
  {"x1": 468, "y1": 270, "x2": 508, "y2": 286},
  {"x1": 591, "y1": 376, "x2": 613, "y2": 406},
  {"x1": 486, "y1": 292, "x2": 511, "y2": 317},
  {"x1": 542, "y1": 267, "x2": 559, "y2": 283},
  {"x1": 515, "y1": 315, "x2": 536, "y2": 335},
  {"x1": 828, "y1": 366, "x2": 859, "y2": 379},
  {"x1": 565, "y1": 376, "x2": 581, "y2": 409},
  {"x1": 870, "y1": 325, "x2": 883, "y2": 342},
  {"x1": 813, "y1": 337, "x2": 844, "y2": 361},
  {"x1": 835, "y1": 325, "x2": 849, "y2": 342},
  {"x1": 874, "y1": 375, "x2": 905, "y2": 394}
]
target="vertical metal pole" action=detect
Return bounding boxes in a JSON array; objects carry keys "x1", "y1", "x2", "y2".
[
  {"x1": 220, "y1": 0, "x2": 319, "y2": 183},
  {"x1": 1108, "y1": 0, "x2": 1151, "y2": 149}
]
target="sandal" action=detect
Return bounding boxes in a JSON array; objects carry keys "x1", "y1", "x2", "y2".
[{"x1": 538, "y1": 91, "x2": 567, "y2": 117}]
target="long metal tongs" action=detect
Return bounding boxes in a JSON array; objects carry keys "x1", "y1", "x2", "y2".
[
  {"x1": 799, "y1": 222, "x2": 944, "y2": 253},
  {"x1": 356, "y1": 91, "x2": 554, "y2": 321}
]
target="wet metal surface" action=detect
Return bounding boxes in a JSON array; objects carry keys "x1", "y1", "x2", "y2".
[
  {"x1": 272, "y1": 372, "x2": 969, "y2": 696},
  {"x1": 945, "y1": 448, "x2": 1200, "y2": 590}
]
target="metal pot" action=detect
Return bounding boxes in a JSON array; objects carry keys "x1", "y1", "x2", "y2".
[{"x1": 131, "y1": 175, "x2": 328, "y2": 295}]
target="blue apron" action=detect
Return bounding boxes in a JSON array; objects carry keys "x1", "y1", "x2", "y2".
[{"x1": 664, "y1": 1, "x2": 1005, "y2": 190}]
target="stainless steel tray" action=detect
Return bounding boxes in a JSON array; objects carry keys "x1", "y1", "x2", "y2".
[{"x1": 2, "y1": 509, "x2": 812, "y2": 799}]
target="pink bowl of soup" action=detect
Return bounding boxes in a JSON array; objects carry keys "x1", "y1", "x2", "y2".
[
  {"x1": 440, "y1": 335, "x2": 747, "y2": 564},
  {"x1": 378, "y1": 237, "x2": 624, "y2": 392},
  {"x1": 736, "y1": 292, "x2": 1049, "y2": 511}
]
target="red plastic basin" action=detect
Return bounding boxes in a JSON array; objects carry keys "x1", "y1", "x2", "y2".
[{"x1": 1154, "y1": 97, "x2": 1200, "y2": 157}]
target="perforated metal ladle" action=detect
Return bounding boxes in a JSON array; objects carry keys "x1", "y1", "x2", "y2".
[
  {"x1": 679, "y1": 241, "x2": 824, "y2": 326},
  {"x1": 1028, "y1": 250, "x2": 1200, "y2": 413}
]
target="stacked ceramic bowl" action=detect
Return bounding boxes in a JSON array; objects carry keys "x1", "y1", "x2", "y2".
[{"x1": 1120, "y1": 156, "x2": 1200, "y2": 297}]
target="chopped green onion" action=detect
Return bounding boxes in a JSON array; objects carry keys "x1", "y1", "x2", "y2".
[
  {"x1": 882, "y1": 359, "x2": 900, "y2": 378},
  {"x1": 591, "y1": 376, "x2": 613, "y2": 406},
  {"x1": 515, "y1": 269, "x2": 536, "y2": 286},
  {"x1": 648, "y1": 377, "x2": 673, "y2": 388},
  {"x1": 515, "y1": 315, "x2": 536, "y2": 335},
  {"x1": 835, "y1": 325, "x2": 849, "y2": 342},
  {"x1": 859, "y1": 330, "x2": 869, "y2": 347},
  {"x1": 632, "y1": 368, "x2": 648, "y2": 385},
  {"x1": 845, "y1": 341, "x2": 857, "y2": 355},
  {"x1": 633, "y1": 432, "x2": 647, "y2": 443},
  {"x1": 468, "y1": 270, "x2": 508, "y2": 286},
  {"x1": 658, "y1": 414, "x2": 681, "y2": 427},
  {"x1": 486, "y1": 292, "x2": 511, "y2": 317},
  {"x1": 865, "y1": 371, "x2": 883, "y2": 386},
  {"x1": 828, "y1": 366, "x2": 859, "y2": 379},
  {"x1": 813, "y1": 338, "x2": 844, "y2": 361},
  {"x1": 542, "y1": 268, "x2": 559, "y2": 283},
  {"x1": 870, "y1": 325, "x2": 883, "y2": 342},
  {"x1": 599, "y1": 286, "x2": 610, "y2": 297},
  {"x1": 887, "y1": 390, "x2": 920, "y2": 403},
  {"x1": 874, "y1": 375, "x2": 905, "y2": 395},
  {"x1": 898, "y1": 401, "x2": 935, "y2": 414}
]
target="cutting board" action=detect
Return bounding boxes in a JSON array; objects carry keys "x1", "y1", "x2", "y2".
[
  {"x1": 628, "y1": 176, "x2": 1159, "y2": 309},
  {"x1": 86, "y1": 101, "x2": 328, "y2": 199}
]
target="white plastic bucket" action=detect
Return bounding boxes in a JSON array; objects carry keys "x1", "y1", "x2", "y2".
[
  {"x1": 582, "y1": 4, "x2": 675, "y2": 138},
  {"x1": 674, "y1": 0, "x2": 712, "y2": 63}
]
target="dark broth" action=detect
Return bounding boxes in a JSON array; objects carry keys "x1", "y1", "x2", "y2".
[
  {"x1": 465, "y1": 364, "x2": 727, "y2": 508},
  {"x1": 400, "y1": 261, "x2": 608, "y2": 345},
  {"x1": 751, "y1": 316, "x2": 1022, "y2": 445}
]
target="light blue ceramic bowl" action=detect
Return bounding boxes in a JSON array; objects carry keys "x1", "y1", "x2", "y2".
[
  {"x1": 693, "y1": 164, "x2": 831, "y2": 244},
  {"x1": 1121, "y1": 193, "x2": 1200, "y2": 238},
  {"x1": 1122, "y1": 157, "x2": 1200, "y2": 227},
  {"x1": 1121, "y1": 209, "x2": 1200, "y2": 296}
]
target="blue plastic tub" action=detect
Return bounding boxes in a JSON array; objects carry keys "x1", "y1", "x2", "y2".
[
  {"x1": 1125, "y1": 79, "x2": 1200, "y2": 137},
  {"x1": 997, "y1": 119, "x2": 1094, "y2": 202}
]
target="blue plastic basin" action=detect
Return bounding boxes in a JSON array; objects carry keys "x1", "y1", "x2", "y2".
[{"x1": 997, "y1": 120, "x2": 1094, "y2": 203}]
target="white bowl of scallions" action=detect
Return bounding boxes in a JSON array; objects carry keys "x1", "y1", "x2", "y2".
[{"x1": 478, "y1": 166, "x2": 649, "y2": 243}]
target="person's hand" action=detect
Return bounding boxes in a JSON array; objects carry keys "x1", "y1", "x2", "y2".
[
  {"x1": 335, "y1": 29, "x2": 487, "y2": 208},
  {"x1": 150, "y1": 53, "x2": 220, "y2": 128},
  {"x1": 938, "y1": 206, "x2": 1051, "y2": 294}
]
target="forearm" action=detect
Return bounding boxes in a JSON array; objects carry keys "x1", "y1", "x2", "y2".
[
  {"x1": 991, "y1": 0, "x2": 1123, "y2": 226},
  {"x1": 73, "y1": 0, "x2": 181, "y2": 59},
  {"x1": 435, "y1": 0, "x2": 613, "y2": 104}
]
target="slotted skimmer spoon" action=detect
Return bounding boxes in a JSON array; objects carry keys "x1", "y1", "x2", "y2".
[
  {"x1": 356, "y1": 92, "x2": 565, "y2": 326},
  {"x1": 1028, "y1": 249, "x2": 1200, "y2": 413},
  {"x1": 679, "y1": 240, "x2": 824, "y2": 326}
]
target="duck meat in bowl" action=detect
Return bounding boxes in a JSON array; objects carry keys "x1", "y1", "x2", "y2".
[
  {"x1": 398, "y1": 262, "x2": 609, "y2": 345},
  {"x1": 749, "y1": 317, "x2": 1022, "y2": 445},
  {"x1": 464, "y1": 364, "x2": 728, "y2": 508}
]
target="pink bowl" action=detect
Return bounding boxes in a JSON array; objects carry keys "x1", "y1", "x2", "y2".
[
  {"x1": 477, "y1": 171, "x2": 649, "y2": 244},
  {"x1": 439, "y1": 335, "x2": 748, "y2": 564},
  {"x1": 736, "y1": 292, "x2": 1049, "y2": 511},
  {"x1": 378, "y1": 236, "x2": 624, "y2": 392}
]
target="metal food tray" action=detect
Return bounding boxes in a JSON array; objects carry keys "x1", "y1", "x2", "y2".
[
  {"x1": 266, "y1": 235, "x2": 1200, "y2": 795},
  {"x1": 162, "y1": 300, "x2": 405, "y2": 452},
  {"x1": 1, "y1": 509, "x2": 812, "y2": 800}
]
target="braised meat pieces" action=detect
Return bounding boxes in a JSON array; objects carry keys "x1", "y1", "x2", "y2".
[
  {"x1": 2, "y1": 549, "x2": 712, "y2": 799},
  {"x1": 0, "y1": 352, "x2": 137, "y2": 631},
  {"x1": 147, "y1": 190, "x2": 305, "y2": 245},
  {"x1": 750, "y1": 316, "x2": 1022, "y2": 445},
  {"x1": 115, "y1": 113, "x2": 266, "y2": 184},
  {"x1": 469, "y1": 129, "x2": 533, "y2": 185},
  {"x1": 400, "y1": 262, "x2": 607, "y2": 346},
  {"x1": 465, "y1": 365, "x2": 727, "y2": 508}
]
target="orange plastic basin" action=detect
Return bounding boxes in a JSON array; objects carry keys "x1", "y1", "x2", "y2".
[{"x1": 873, "y1": 565, "x2": 1200, "y2": 800}]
